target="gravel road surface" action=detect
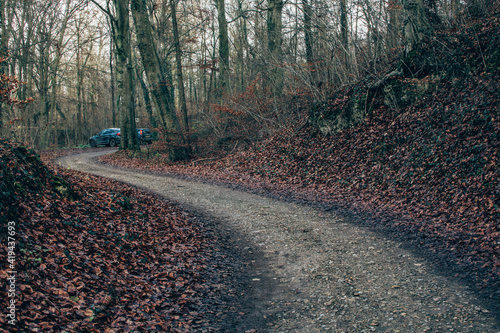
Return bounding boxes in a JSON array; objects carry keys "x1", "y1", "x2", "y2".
[{"x1": 57, "y1": 151, "x2": 499, "y2": 332}]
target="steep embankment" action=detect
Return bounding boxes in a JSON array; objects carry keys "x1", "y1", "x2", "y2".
[{"x1": 101, "y1": 12, "x2": 500, "y2": 298}]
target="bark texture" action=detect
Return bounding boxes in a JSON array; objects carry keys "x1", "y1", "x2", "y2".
[
  {"x1": 216, "y1": 0, "x2": 230, "y2": 96},
  {"x1": 267, "y1": 0, "x2": 283, "y2": 95},
  {"x1": 131, "y1": 0, "x2": 187, "y2": 159},
  {"x1": 112, "y1": 0, "x2": 138, "y2": 150}
]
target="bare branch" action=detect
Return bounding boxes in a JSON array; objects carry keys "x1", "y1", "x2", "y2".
[{"x1": 89, "y1": 0, "x2": 113, "y2": 18}]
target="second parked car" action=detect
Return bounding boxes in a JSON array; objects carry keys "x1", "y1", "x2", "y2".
[
  {"x1": 137, "y1": 128, "x2": 153, "y2": 145},
  {"x1": 89, "y1": 128, "x2": 121, "y2": 147}
]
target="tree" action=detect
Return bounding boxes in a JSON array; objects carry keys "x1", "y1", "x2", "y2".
[
  {"x1": 113, "y1": 0, "x2": 138, "y2": 150},
  {"x1": 92, "y1": 0, "x2": 138, "y2": 150},
  {"x1": 302, "y1": 0, "x2": 315, "y2": 89},
  {"x1": 0, "y1": 58, "x2": 33, "y2": 110},
  {"x1": 216, "y1": 0, "x2": 229, "y2": 96},
  {"x1": 109, "y1": 26, "x2": 117, "y2": 128},
  {"x1": 387, "y1": 0, "x2": 400, "y2": 56},
  {"x1": 0, "y1": 0, "x2": 9, "y2": 130},
  {"x1": 170, "y1": 0, "x2": 189, "y2": 131},
  {"x1": 303, "y1": 0, "x2": 313, "y2": 66},
  {"x1": 131, "y1": 0, "x2": 187, "y2": 159},
  {"x1": 135, "y1": 63, "x2": 156, "y2": 130},
  {"x1": 339, "y1": 0, "x2": 349, "y2": 71},
  {"x1": 45, "y1": 0, "x2": 74, "y2": 147},
  {"x1": 267, "y1": 0, "x2": 284, "y2": 95},
  {"x1": 234, "y1": 0, "x2": 250, "y2": 93},
  {"x1": 75, "y1": 10, "x2": 95, "y2": 145},
  {"x1": 402, "y1": 0, "x2": 430, "y2": 61}
]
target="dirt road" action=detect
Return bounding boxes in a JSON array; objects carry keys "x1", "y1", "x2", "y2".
[{"x1": 57, "y1": 151, "x2": 499, "y2": 332}]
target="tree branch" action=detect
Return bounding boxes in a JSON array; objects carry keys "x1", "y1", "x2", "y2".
[{"x1": 89, "y1": 0, "x2": 113, "y2": 18}]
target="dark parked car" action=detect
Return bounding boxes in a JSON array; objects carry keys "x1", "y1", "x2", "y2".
[
  {"x1": 89, "y1": 128, "x2": 120, "y2": 147},
  {"x1": 137, "y1": 128, "x2": 153, "y2": 144}
]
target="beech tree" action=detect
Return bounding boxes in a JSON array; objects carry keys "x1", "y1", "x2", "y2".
[
  {"x1": 340, "y1": 0, "x2": 349, "y2": 71},
  {"x1": 0, "y1": 0, "x2": 8, "y2": 130},
  {"x1": 216, "y1": 0, "x2": 229, "y2": 96},
  {"x1": 92, "y1": 0, "x2": 138, "y2": 150},
  {"x1": 267, "y1": 0, "x2": 283, "y2": 95},
  {"x1": 131, "y1": 0, "x2": 187, "y2": 159},
  {"x1": 302, "y1": 0, "x2": 313, "y2": 68},
  {"x1": 402, "y1": 0, "x2": 431, "y2": 60},
  {"x1": 170, "y1": 0, "x2": 189, "y2": 131}
]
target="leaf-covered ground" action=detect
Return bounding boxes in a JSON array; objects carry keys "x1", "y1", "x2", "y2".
[
  {"x1": 100, "y1": 13, "x2": 500, "y2": 301},
  {"x1": 0, "y1": 142, "x2": 227, "y2": 332}
]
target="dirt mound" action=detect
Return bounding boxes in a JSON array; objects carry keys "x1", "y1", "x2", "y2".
[{"x1": 0, "y1": 139, "x2": 74, "y2": 231}]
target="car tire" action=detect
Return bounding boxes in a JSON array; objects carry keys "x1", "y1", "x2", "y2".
[
  {"x1": 90, "y1": 139, "x2": 97, "y2": 147},
  {"x1": 109, "y1": 139, "x2": 117, "y2": 147}
]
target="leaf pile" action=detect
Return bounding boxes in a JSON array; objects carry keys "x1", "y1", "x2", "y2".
[
  {"x1": 0, "y1": 139, "x2": 75, "y2": 230},
  {"x1": 101, "y1": 12, "x2": 500, "y2": 299},
  {"x1": 0, "y1": 141, "x2": 215, "y2": 332}
]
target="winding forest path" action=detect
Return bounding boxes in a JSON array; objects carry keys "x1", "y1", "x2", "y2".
[{"x1": 57, "y1": 151, "x2": 499, "y2": 332}]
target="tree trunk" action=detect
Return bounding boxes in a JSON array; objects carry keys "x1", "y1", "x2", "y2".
[
  {"x1": 170, "y1": 0, "x2": 189, "y2": 132},
  {"x1": 131, "y1": 0, "x2": 187, "y2": 159},
  {"x1": 110, "y1": 29, "x2": 117, "y2": 127},
  {"x1": 387, "y1": 0, "x2": 400, "y2": 56},
  {"x1": 450, "y1": 0, "x2": 461, "y2": 19},
  {"x1": 340, "y1": 0, "x2": 349, "y2": 72},
  {"x1": 112, "y1": 0, "x2": 138, "y2": 150},
  {"x1": 0, "y1": 0, "x2": 8, "y2": 130},
  {"x1": 216, "y1": 0, "x2": 229, "y2": 97},
  {"x1": 76, "y1": 18, "x2": 93, "y2": 145},
  {"x1": 234, "y1": 0, "x2": 248, "y2": 93},
  {"x1": 302, "y1": 0, "x2": 314, "y2": 84},
  {"x1": 402, "y1": 0, "x2": 430, "y2": 58},
  {"x1": 267, "y1": 0, "x2": 283, "y2": 95},
  {"x1": 135, "y1": 65, "x2": 156, "y2": 129}
]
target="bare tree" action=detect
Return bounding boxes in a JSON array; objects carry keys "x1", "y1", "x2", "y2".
[
  {"x1": 216, "y1": 0, "x2": 229, "y2": 96},
  {"x1": 302, "y1": 0, "x2": 313, "y2": 67},
  {"x1": 131, "y1": 0, "x2": 187, "y2": 159},
  {"x1": 267, "y1": 0, "x2": 283, "y2": 95},
  {"x1": 402, "y1": 0, "x2": 430, "y2": 59},
  {"x1": 0, "y1": 0, "x2": 9, "y2": 131},
  {"x1": 170, "y1": 0, "x2": 189, "y2": 131},
  {"x1": 340, "y1": 0, "x2": 349, "y2": 71},
  {"x1": 92, "y1": 0, "x2": 138, "y2": 150}
]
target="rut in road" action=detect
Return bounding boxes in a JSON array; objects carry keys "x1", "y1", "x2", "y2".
[{"x1": 58, "y1": 151, "x2": 500, "y2": 332}]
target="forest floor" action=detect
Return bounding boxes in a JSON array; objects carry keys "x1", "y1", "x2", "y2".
[{"x1": 1, "y1": 143, "x2": 233, "y2": 332}]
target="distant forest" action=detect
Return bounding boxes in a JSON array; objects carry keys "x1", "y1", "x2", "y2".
[{"x1": 0, "y1": 0, "x2": 490, "y2": 152}]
